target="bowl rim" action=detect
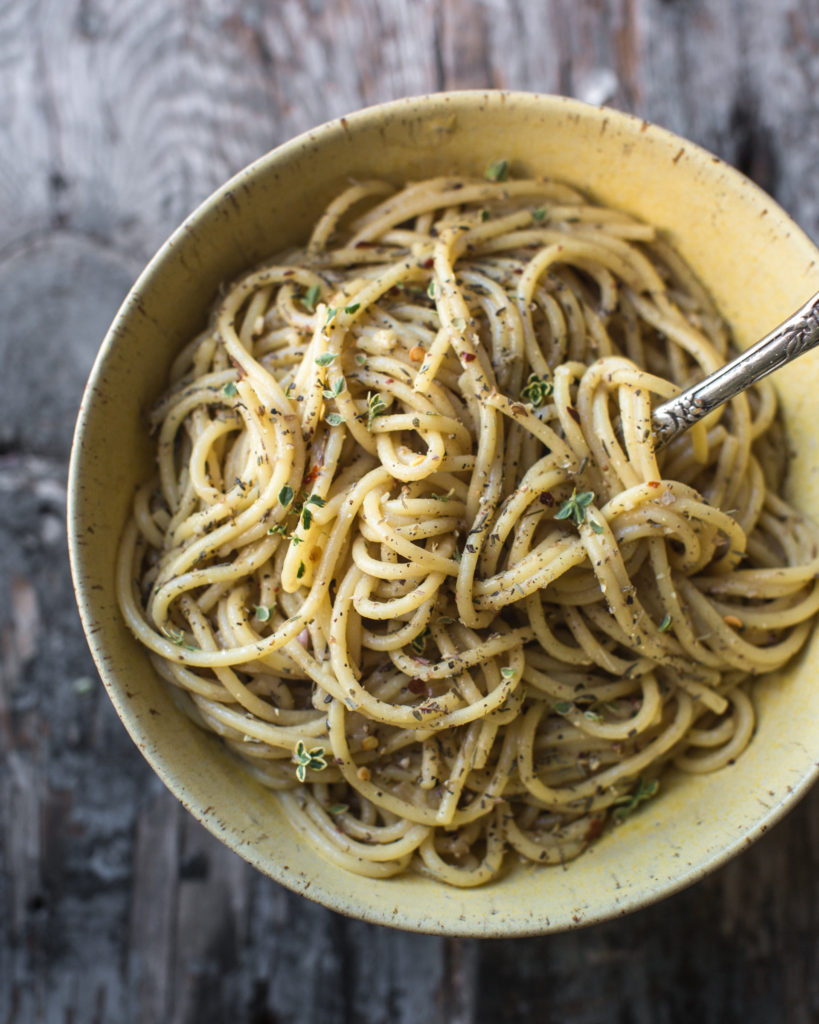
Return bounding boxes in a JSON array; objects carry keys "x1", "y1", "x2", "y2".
[{"x1": 68, "y1": 89, "x2": 819, "y2": 936}]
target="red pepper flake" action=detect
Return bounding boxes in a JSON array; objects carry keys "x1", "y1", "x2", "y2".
[
  {"x1": 422, "y1": 257, "x2": 434, "y2": 268},
  {"x1": 354, "y1": 240, "x2": 377, "y2": 248},
  {"x1": 385, "y1": 378, "x2": 394, "y2": 384},
  {"x1": 647, "y1": 480, "x2": 661, "y2": 488},
  {"x1": 566, "y1": 405, "x2": 581, "y2": 425},
  {"x1": 302, "y1": 465, "x2": 320, "y2": 487},
  {"x1": 408, "y1": 678, "x2": 426, "y2": 694},
  {"x1": 461, "y1": 352, "x2": 476, "y2": 363},
  {"x1": 283, "y1": 269, "x2": 295, "y2": 277},
  {"x1": 540, "y1": 492, "x2": 555, "y2": 507},
  {"x1": 584, "y1": 817, "x2": 605, "y2": 843}
]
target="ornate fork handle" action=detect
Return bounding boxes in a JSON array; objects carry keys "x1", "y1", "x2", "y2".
[{"x1": 652, "y1": 290, "x2": 819, "y2": 449}]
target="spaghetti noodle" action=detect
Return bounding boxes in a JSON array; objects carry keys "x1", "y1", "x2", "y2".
[{"x1": 117, "y1": 173, "x2": 819, "y2": 886}]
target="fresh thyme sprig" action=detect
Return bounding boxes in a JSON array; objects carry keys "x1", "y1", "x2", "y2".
[
  {"x1": 612, "y1": 778, "x2": 659, "y2": 821},
  {"x1": 555, "y1": 489, "x2": 595, "y2": 526},
  {"x1": 322, "y1": 376, "x2": 346, "y2": 400},
  {"x1": 302, "y1": 283, "x2": 321, "y2": 312},
  {"x1": 366, "y1": 391, "x2": 387, "y2": 430},
  {"x1": 485, "y1": 158, "x2": 509, "y2": 182},
  {"x1": 293, "y1": 740, "x2": 328, "y2": 782},
  {"x1": 520, "y1": 373, "x2": 554, "y2": 408}
]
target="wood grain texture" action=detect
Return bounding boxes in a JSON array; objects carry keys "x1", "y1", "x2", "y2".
[{"x1": 2, "y1": 1, "x2": 819, "y2": 1021}]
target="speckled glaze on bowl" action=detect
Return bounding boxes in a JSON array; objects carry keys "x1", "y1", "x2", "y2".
[{"x1": 68, "y1": 92, "x2": 819, "y2": 936}]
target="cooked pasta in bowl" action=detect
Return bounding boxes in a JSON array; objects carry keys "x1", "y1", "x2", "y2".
[{"x1": 69, "y1": 92, "x2": 819, "y2": 933}]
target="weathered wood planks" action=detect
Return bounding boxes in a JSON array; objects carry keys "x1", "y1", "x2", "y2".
[{"x1": 1, "y1": 2, "x2": 818, "y2": 1021}]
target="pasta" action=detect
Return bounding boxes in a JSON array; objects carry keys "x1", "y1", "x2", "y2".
[{"x1": 117, "y1": 171, "x2": 819, "y2": 886}]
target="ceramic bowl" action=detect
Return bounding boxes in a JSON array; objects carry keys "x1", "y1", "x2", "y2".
[{"x1": 68, "y1": 91, "x2": 819, "y2": 935}]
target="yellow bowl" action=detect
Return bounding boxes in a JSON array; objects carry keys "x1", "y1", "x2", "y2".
[{"x1": 68, "y1": 91, "x2": 819, "y2": 935}]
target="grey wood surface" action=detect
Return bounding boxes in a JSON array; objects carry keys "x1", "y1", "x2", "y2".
[{"x1": 2, "y1": 1, "x2": 819, "y2": 1021}]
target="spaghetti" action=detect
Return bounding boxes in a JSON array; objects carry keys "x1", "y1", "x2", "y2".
[{"x1": 117, "y1": 173, "x2": 819, "y2": 886}]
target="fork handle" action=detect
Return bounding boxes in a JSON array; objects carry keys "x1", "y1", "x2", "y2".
[{"x1": 651, "y1": 290, "x2": 819, "y2": 449}]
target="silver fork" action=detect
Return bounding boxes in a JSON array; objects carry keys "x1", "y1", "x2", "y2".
[{"x1": 651, "y1": 291, "x2": 819, "y2": 449}]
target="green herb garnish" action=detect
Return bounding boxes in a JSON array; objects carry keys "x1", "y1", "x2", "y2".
[
  {"x1": 326, "y1": 412, "x2": 344, "y2": 426},
  {"x1": 296, "y1": 561, "x2": 306, "y2": 579},
  {"x1": 481, "y1": 209, "x2": 491, "y2": 222},
  {"x1": 306, "y1": 494, "x2": 326, "y2": 507},
  {"x1": 532, "y1": 208, "x2": 547, "y2": 222},
  {"x1": 328, "y1": 803, "x2": 349, "y2": 815},
  {"x1": 301, "y1": 507, "x2": 313, "y2": 530},
  {"x1": 315, "y1": 352, "x2": 337, "y2": 367},
  {"x1": 485, "y1": 158, "x2": 509, "y2": 182},
  {"x1": 410, "y1": 628, "x2": 429, "y2": 655},
  {"x1": 590, "y1": 520, "x2": 604, "y2": 535},
  {"x1": 278, "y1": 485, "x2": 294, "y2": 507},
  {"x1": 254, "y1": 605, "x2": 271, "y2": 622},
  {"x1": 161, "y1": 626, "x2": 198, "y2": 652},
  {"x1": 344, "y1": 303, "x2": 360, "y2": 314},
  {"x1": 554, "y1": 701, "x2": 574, "y2": 716},
  {"x1": 658, "y1": 613, "x2": 673, "y2": 633},
  {"x1": 294, "y1": 740, "x2": 327, "y2": 782},
  {"x1": 354, "y1": 353, "x2": 367, "y2": 366},
  {"x1": 323, "y1": 377, "x2": 346, "y2": 400},
  {"x1": 222, "y1": 381, "x2": 238, "y2": 397},
  {"x1": 500, "y1": 667, "x2": 517, "y2": 679},
  {"x1": 302, "y1": 283, "x2": 321, "y2": 312},
  {"x1": 325, "y1": 307, "x2": 338, "y2": 324},
  {"x1": 555, "y1": 489, "x2": 595, "y2": 526},
  {"x1": 366, "y1": 391, "x2": 386, "y2": 430},
  {"x1": 612, "y1": 778, "x2": 659, "y2": 821},
  {"x1": 427, "y1": 280, "x2": 436, "y2": 299},
  {"x1": 520, "y1": 373, "x2": 554, "y2": 407}
]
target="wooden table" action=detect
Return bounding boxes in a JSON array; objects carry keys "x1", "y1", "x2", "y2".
[{"x1": 2, "y1": 2, "x2": 818, "y2": 1020}]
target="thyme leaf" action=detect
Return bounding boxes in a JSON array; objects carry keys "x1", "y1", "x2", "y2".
[
  {"x1": 322, "y1": 376, "x2": 346, "y2": 400},
  {"x1": 485, "y1": 158, "x2": 509, "y2": 182},
  {"x1": 293, "y1": 740, "x2": 327, "y2": 782},
  {"x1": 612, "y1": 778, "x2": 659, "y2": 821},
  {"x1": 366, "y1": 391, "x2": 387, "y2": 431},
  {"x1": 410, "y1": 627, "x2": 429, "y2": 655},
  {"x1": 520, "y1": 373, "x2": 554, "y2": 408},
  {"x1": 302, "y1": 283, "x2": 321, "y2": 312},
  {"x1": 555, "y1": 489, "x2": 595, "y2": 526}
]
